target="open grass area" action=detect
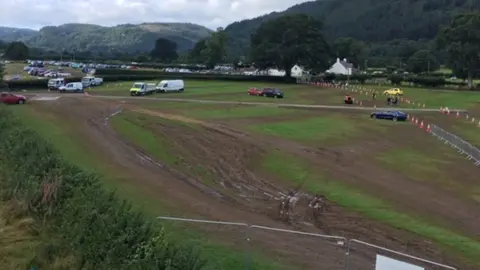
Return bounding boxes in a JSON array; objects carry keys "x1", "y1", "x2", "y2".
[
  {"x1": 248, "y1": 113, "x2": 398, "y2": 144},
  {"x1": 9, "y1": 105, "x2": 287, "y2": 270},
  {"x1": 262, "y1": 150, "x2": 480, "y2": 265}
]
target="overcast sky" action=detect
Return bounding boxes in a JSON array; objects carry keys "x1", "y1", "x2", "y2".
[{"x1": 0, "y1": 0, "x2": 311, "y2": 30}]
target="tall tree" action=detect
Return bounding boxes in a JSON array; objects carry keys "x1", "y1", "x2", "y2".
[
  {"x1": 250, "y1": 14, "x2": 330, "y2": 77},
  {"x1": 189, "y1": 28, "x2": 228, "y2": 68},
  {"x1": 189, "y1": 38, "x2": 208, "y2": 62},
  {"x1": 436, "y1": 12, "x2": 480, "y2": 89},
  {"x1": 406, "y1": 49, "x2": 439, "y2": 74},
  {"x1": 332, "y1": 37, "x2": 364, "y2": 67},
  {"x1": 150, "y1": 38, "x2": 178, "y2": 63},
  {"x1": 4, "y1": 41, "x2": 29, "y2": 60}
]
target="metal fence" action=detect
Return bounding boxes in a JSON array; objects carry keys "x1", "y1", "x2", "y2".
[
  {"x1": 429, "y1": 124, "x2": 480, "y2": 166},
  {"x1": 157, "y1": 216, "x2": 457, "y2": 270}
]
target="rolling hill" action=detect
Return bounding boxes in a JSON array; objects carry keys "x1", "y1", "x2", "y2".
[
  {"x1": 224, "y1": 0, "x2": 480, "y2": 57},
  {"x1": 0, "y1": 23, "x2": 213, "y2": 54}
]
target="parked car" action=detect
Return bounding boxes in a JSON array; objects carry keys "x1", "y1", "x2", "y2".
[
  {"x1": 263, "y1": 88, "x2": 284, "y2": 98},
  {"x1": 248, "y1": 88, "x2": 264, "y2": 96},
  {"x1": 0, "y1": 92, "x2": 26, "y2": 104},
  {"x1": 48, "y1": 78, "x2": 65, "y2": 90},
  {"x1": 81, "y1": 76, "x2": 103, "y2": 87},
  {"x1": 58, "y1": 82, "x2": 84, "y2": 93},
  {"x1": 370, "y1": 110, "x2": 407, "y2": 121},
  {"x1": 383, "y1": 88, "x2": 403, "y2": 96}
]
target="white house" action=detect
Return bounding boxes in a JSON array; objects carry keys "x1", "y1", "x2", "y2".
[
  {"x1": 291, "y1": 64, "x2": 306, "y2": 77},
  {"x1": 326, "y1": 58, "x2": 356, "y2": 75}
]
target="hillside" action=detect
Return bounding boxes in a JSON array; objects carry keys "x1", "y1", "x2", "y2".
[
  {"x1": 224, "y1": 0, "x2": 480, "y2": 57},
  {"x1": 0, "y1": 23, "x2": 212, "y2": 54}
]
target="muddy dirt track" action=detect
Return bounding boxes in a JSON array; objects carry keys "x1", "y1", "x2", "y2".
[{"x1": 27, "y1": 96, "x2": 478, "y2": 270}]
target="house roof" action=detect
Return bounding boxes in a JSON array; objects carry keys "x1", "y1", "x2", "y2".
[{"x1": 340, "y1": 60, "x2": 353, "y2": 69}]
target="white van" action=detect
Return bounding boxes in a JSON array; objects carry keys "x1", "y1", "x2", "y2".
[
  {"x1": 48, "y1": 78, "x2": 65, "y2": 90},
  {"x1": 58, "y1": 82, "x2": 84, "y2": 93},
  {"x1": 156, "y1": 80, "x2": 184, "y2": 93},
  {"x1": 130, "y1": 82, "x2": 156, "y2": 96},
  {"x1": 81, "y1": 76, "x2": 103, "y2": 87}
]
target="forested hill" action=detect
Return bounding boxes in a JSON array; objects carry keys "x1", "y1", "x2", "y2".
[
  {"x1": 0, "y1": 23, "x2": 212, "y2": 54},
  {"x1": 224, "y1": 0, "x2": 480, "y2": 57}
]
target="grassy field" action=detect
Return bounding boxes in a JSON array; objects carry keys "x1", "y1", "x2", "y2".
[
  {"x1": 6, "y1": 78, "x2": 480, "y2": 267},
  {"x1": 8, "y1": 105, "x2": 287, "y2": 270},
  {"x1": 109, "y1": 106, "x2": 480, "y2": 261}
]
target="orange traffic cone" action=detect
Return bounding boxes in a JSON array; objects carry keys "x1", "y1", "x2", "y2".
[
  {"x1": 472, "y1": 118, "x2": 475, "y2": 123},
  {"x1": 426, "y1": 124, "x2": 431, "y2": 132},
  {"x1": 456, "y1": 111, "x2": 460, "y2": 118},
  {"x1": 415, "y1": 119, "x2": 419, "y2": 125},
  {"x1": 420, "y1": 121, "x2": 424, "y2": 129}
]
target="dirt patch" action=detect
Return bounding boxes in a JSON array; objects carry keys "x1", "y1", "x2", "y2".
[
  {"x1": 127, "y1": 104, "x2": 477, "y2": 269},
  {"x1": 26, "y1": 97, "x2": 478, "y2": 269}
]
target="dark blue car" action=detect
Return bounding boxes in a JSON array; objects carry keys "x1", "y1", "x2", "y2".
[{"x1": 370, "y1": 110, "x2": 408, "y2": 121}]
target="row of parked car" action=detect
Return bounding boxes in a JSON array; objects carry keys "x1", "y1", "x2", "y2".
[
  {"x1": 248, "y1": 87, "x2": 284, "y2": 98},
  {"x1": 47, "y1": 76, "x2": 104, "y2": 92}
]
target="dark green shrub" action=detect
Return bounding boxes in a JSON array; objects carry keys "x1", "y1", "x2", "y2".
[
  {"x1": 387, "y1": 75, "x2": 403, "y2": 85},
  {"x1": 407, "y1": 76, "x2": 446, "y2": 87}
]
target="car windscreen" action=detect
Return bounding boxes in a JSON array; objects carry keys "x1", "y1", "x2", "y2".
[{"x1": 133, "y1": 83, "x2": 143, "y2": 88}]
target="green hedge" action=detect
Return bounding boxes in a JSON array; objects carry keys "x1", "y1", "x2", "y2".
[
  {"x1": 136, "y1": 63, "x2": 208, "y2": 70},
  {"x1": 96, "y1": 69, "x2": 297, "y2": 83},
  {"x1": 0, "y1": 106, "x2": 205, "y2": 269}
]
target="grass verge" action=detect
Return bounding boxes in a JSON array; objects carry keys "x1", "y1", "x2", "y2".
[{"x1": 263, "y1": 150, "x2": 480, "y2": 265}]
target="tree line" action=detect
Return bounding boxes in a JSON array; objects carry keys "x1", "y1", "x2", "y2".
[{"x1": 187, "y1": 12, "x2": 479, "y2": 88}]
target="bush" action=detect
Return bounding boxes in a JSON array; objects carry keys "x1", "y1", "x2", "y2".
[
  {"x1": 387, "y1": 75, "x2": 403, "y2": 85},
  {"x1": 0, "y1": 107, "x2": 205, "y2": 269},
  {"x1": 407, "y1": 76, "x2": 446, "y2": 87}
]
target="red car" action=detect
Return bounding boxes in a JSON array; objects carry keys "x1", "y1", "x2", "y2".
[
  {"x1": 248, "y1": 88, "x2": 264, "y2": 96},
  {"x1": 0, "y1": 92, "x2": 27, "y2": 105}
]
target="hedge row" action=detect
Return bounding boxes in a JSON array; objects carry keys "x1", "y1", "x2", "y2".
[
  {"x1": 136, "y1": 63, "x2": 208, "y2": 70},
  {"x1": 7, "y1": 73, "x2": 297, "y2": 89},
  {"x1": 0, "y1": 107, "x2": 205, "y2": 269},
  {"x1": 312, "y1": 73, "x2": 474, "y2": 88}
]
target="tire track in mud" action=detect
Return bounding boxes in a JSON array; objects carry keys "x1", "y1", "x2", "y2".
[{"x1": 100, "y1": 103, "x2": 227, "y2": 201}]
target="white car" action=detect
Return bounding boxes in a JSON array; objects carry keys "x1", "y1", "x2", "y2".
[{"x1": 58, "y1": 82, "x2": 84, "y2": 93}]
